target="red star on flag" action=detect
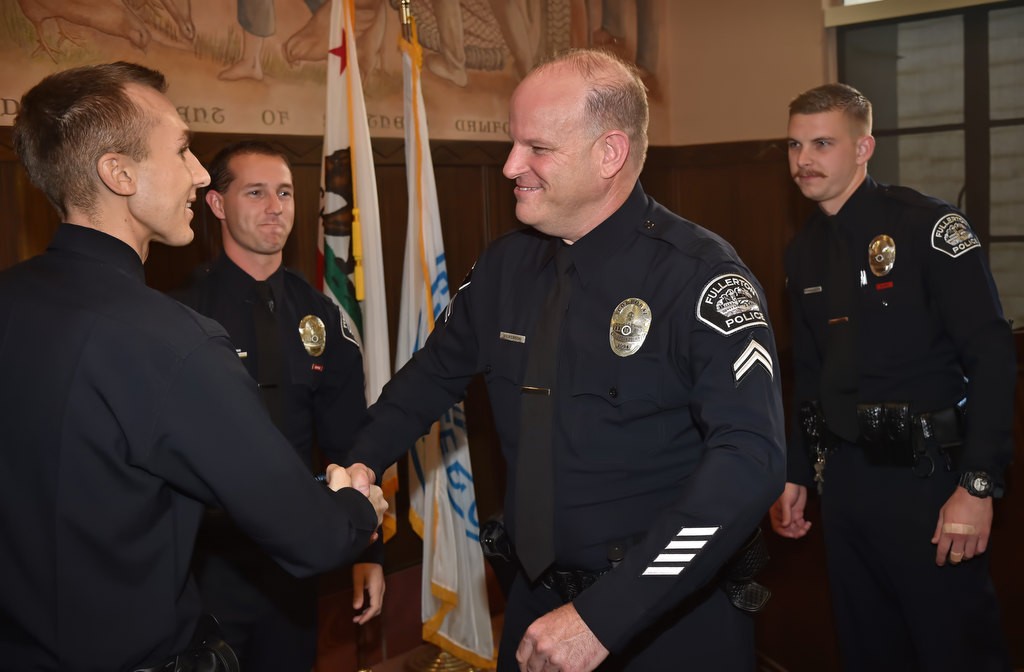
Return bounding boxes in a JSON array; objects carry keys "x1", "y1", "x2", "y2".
[{"x1": 328, "y1": 31, "x2": 347, "y2": 74}]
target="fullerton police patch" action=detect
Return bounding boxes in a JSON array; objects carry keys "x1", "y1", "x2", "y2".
[
  {"x1": 696, "y1": 274, "x2": 767, "y2": 336},
  {"x1": 931, "y1": 214, "x2": 980, "y2": 258}
]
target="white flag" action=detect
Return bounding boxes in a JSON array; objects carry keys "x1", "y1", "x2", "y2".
[
  {"x1": 318, "y1": 0, "x2": 397, "y2": 540},
  {"x1": 399, "y1": 19, "x2": 496, "y2": 669}
]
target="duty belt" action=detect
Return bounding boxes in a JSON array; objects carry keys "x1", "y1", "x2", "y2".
[
  {"x1": 540, "y1": 565, "x2": 610, "y2": 603},
  {"x1": 538, "y1": 528, "x2": 771, "y2": 613},
  {"x1": 133, "y1": 614, "x2": 239, "y2": 672},
  {"x1": 801, "y1": 399, "x2": 966, "y2": 491}
]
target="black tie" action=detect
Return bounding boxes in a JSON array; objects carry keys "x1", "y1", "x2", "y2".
[
  {"x1": 515, "y1": 245, "x2": 572, "y2": 581},
  {"x1": 820, "y1": 219, "x2": 860, "y2": 442},
  {"x1": 253, "y1": 281, "x2": 286, "y2": 430}
]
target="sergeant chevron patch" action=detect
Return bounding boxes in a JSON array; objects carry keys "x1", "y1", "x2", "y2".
[
  {"x1": 733, "y1": 338, "x2": 773, "y2": 383},
  {"x1": 642, "y1": 526, "x2": 720, "y2": 576}
]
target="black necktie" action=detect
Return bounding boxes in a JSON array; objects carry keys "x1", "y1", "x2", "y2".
[
  {"x1": 515, "y1": 245, "x2": 572, "y2": 581},
  {"x1": 253, "y1": 281, "x2": 286, "y2": 430},
  {"x1": 820, "y1": 219, "x2": 860, "y2": 442}
]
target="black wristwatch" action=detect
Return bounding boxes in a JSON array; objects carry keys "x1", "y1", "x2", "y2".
[{"x1": 958, "y1": 471, "x2": 996, "y2": 498}]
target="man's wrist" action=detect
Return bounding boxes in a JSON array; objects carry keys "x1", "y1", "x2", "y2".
[{"x1": 958, "y1": 470, "x2": 1002, "y2": 498}]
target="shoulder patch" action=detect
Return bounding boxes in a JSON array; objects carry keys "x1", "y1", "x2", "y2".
[
  {"x1": 340, "y1": 315, "x2": 358, "y2": 346},
  {"x1": 443, "y1": 263, "x2": 474, "y2": 324},
  {"x1": 931, "y1": 213, "x2": 980, "y2": 258},
  {"x1": 696, "y1": 273, "x2": 768, "y2": 336}
]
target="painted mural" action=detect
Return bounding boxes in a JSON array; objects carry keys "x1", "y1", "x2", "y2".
[{"x1": 0, "y1": 0, "x2": 666, "y2": 142}]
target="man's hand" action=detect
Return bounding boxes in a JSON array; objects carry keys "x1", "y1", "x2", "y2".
[
  {"x1": 932, "y1": 486, "x2": 992, "y2": 566},
  {"x1": 325, "y1": 463, "x2": 388, "y2": 529},
  {"x1": 364, "y1": 484, "x2": 387, "y2": 528},
  {"x1": 346, "y1": 462, "x2": 377, "y2": 496},
  {"x1": 324, "y1": 463, "x2": 353, "y2": 491},
  {"x1": 770, "y1": 482, "x2": 812, "y2": 539},
  {"x1": 351, "y1": 562, "x2": 385, "y2": 624},
  {"x1": 515, "y1": 603, "x2": 608, "y2": 672}
]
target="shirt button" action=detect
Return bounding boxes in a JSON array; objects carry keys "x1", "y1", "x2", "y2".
[
  {"x1": 608, "y1": 387, "x2": 618, "y2": 398},
  {"x1": 644, "y1": 220, "x2": 655, "y2": 230},
  {"x1": 484, "y1": 364, "x2": 493, "y2": 374}
]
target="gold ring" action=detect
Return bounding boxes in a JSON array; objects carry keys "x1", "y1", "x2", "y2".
[{"x1": 949, "y1": 551, "x2": 964, "y2": 564}]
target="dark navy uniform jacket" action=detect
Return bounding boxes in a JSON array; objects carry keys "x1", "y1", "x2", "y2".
[
  {"x1": 785, "y1": 176, "x2": 1016, "y2": 486},
  {"x1": 349, "y1": 184, "x2": 786, "y2": 652},
  {"x1": 176, "y1": 254, "x2": 368, "y2": 469},
  {"x1": 0, "y1": 225, "x2": 379, "y2": 672}
]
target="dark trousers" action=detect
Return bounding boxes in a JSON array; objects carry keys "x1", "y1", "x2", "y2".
[
  {"x1": 497, "y1": 571, "x2": 755, "y2": 671},
  {"x1": 821, "y1": 444, "x2": 1010, "y2": 672},
  {"x1": 194, "y1": 550, "x2": 317, "y2": 672}
]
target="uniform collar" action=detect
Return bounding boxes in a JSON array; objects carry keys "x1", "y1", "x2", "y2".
[
  {"x1": 827, "y1": 175, "x2": 878, "y2": 229},
  {"x1": 48, "y1": 223, "x2": 146, "y2": 283},
  {"x1": 212, "y1": 253, "x2": 286, "y2": 301},
  {"x1": 563, "y1": 181, "x2": 649, "y2": 287}
]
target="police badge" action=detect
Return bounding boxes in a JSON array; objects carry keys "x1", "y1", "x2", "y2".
[
  {"x1": 609, "y1": 298, "x2": 652, "y2": 357},
  {"x1": 298, "y1": 315, "x2": 327, "y2": 356},
  {"x1": 868, "y1": 234, "x2": 895, "y2": 277}
]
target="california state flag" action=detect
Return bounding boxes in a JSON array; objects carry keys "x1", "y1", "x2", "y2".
[{"x1": 317, "y1": 0, "x2": 396, "y2": 539}]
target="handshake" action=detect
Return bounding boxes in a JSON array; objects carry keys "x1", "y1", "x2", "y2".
[{"x1": 322, "y1": 462, "x2": 388, "y2": 529}]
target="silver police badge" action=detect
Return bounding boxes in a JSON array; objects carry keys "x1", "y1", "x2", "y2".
[
  {"x1": 696, "y1": 274, "x2": 767, "y2": 336},
  {"x1": 298, "y1": 315, "x2": 327, "y2": 357},
  {"x1": 609, "y1": 298, "x2": 652, "y2": 357},
  {"x1": 868, "y1": 235, "x2": 895, "y2": 277},
  {"x1": 931, "y1": 214, "x2": 980, "y2": 258}
]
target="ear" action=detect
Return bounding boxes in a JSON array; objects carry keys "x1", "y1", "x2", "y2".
[
  {"x1": 97, "y1": 152, "x2": 136, "y2": 197},
  {"x1": 598, "y1": 130, "x2": 630, "y2": 179},
  {"x1": 855, "y1": 134, "x2": 876, "y2": 165},
  {"x1": 206, "y1": 190, "x2": 226, "y2": 220}
]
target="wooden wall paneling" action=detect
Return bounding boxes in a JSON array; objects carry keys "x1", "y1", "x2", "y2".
[{"x1": 1, "y1": 128, "x2": 60, "y2": 269}]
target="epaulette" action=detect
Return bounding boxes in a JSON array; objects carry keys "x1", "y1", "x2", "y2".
[
  {"x1": 877, "y1": 183, "x2": 952, "y2": 213},
  {"x1": 638, "y1": 206, "x2": 739, "y2": 268}
]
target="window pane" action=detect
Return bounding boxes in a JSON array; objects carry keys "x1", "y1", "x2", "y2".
[
  {"x1": 871, "y1": 131, "x2": 966, "y2": 210},
  {"x1": 991, "y1": 125, "x2": 1024, "y2": 237},
  {"x1": 990, "y1": 243, "x2": 1024, "y2": 330},
  {"x1": 842, "y1": 16, "x2": 963, "y2": 131},
  {"x1": 990, "y1": 5, "x2": 1024, "y2": 120}
]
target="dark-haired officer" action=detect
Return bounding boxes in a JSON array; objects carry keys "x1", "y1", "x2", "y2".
[{"x1": 175, "y1": 141, "x2": 383, "y2": 672}]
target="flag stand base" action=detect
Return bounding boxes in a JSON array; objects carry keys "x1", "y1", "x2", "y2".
[{"x1": 404, "y1": 644, "x2": 480, "y2": 671}]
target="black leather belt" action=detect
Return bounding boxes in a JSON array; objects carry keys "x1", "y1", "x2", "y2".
[
  {"x1": 133, "y1": 614, "x2": 239, "y2": 672},
  {"x1": 539, "y1": 565, "x2": 610, "y2": 603},
  {"x1": 801, "y1": 399, "x2": 965, "y2": 473}
]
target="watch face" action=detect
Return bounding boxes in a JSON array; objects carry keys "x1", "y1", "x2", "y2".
[{"x1": 972, "y1": 476, "x2": 990, "y2": 492}]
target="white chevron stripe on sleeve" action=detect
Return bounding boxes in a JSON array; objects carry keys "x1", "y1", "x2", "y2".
[{"x1": 733, "y1": 339, "x2": 773, "y2": 383}]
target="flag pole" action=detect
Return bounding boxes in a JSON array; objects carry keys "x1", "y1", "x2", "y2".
[{"x1": 400, "y1": 0, "x2": 413, "y2": 41}]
